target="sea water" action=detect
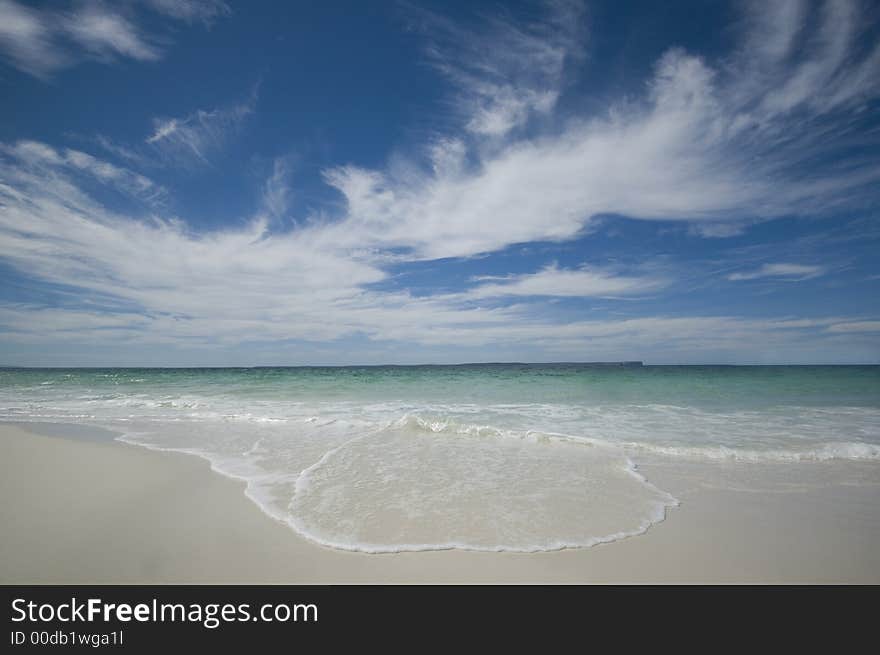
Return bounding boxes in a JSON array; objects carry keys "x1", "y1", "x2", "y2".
[{"x1": 2, "y1": 365, "x2": 878, "y2": 552}]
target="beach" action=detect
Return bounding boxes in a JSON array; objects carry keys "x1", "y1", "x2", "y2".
[{"x1": 3, "y1": 420, "x2": 879, "y2": 584}]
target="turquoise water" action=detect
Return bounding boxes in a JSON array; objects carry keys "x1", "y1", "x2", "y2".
[
  {"x1": 3, "y1": 363, "x2": 878, "y2": 408},
  {"x1": 2, "y1": 365, "x2": 879, "y2": 551}
]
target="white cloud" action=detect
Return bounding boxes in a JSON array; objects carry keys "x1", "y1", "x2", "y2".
[
  {"x1": 63, "y1": 5, "x2": 160, "y2": 62},
  {"x1": 0, "y1": 0, "x2": 65, "y2": 77},
  {"x1": 93, "y1": 135, "x2": 153, "y2": 168},
  {"x1": 142, "y1": 0, "x2": 230, "y2": 24},
  {"x1": 688, "y1": 222, "x2": 749, "y2": 238},
  {"x1": 827, "y1": 321, "x2": 880, "y2": 333},
  {"x1": 0, "y1": 0, "x2": 228, "y2": 77},
  {"x1": 727, "y1": 263, "x2": 826, "y2": 281},
  {"x1": 417, "y1": 0, "x2": 585, "y2": 137},
  {"x1": 0, "y1": 306, "x2": 149, "y2": 333},
  {"x1": 260, "y1": 157, "x2": 294, "y2": 221},
  {"x1": 465, "y1": 264, "x2": 666, "y2": 299}
]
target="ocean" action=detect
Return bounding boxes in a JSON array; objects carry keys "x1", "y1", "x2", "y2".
[{"x1": 2, "y1": 364, "x2": 878, "y2": 553}]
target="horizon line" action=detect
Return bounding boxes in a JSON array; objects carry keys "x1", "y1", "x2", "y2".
[{"x1": 1, "y1": 361, "x2": 879, "y2": 370}]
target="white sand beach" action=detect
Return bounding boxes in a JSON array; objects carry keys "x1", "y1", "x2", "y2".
[{"x1": 2, "y1": 421, "x2": 879, "y2": 584}]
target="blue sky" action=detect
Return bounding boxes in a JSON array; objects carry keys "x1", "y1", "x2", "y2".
[{"x1": 1, "y1": 0, "x2": 879, "y2": 366}]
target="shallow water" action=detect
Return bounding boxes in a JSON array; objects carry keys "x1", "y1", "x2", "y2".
[{"x1": 2, "y1": 364, "x2": 878, "y2": 551}]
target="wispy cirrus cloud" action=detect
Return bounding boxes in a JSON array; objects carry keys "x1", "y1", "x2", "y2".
[
  {"x1": 86, "y1": 87, "x2": 258, "y2": 174},
  {"x1": 0, "y1": 0, "x2": 229, "y2": 78},
  {"x1": 415, "y1": 0, "x2": 586, "y2": 137},
  {"x1": 64, "y1": 4, "x2": 161, "y2": 63},
  {"x1": 1, "y1": 140, "x2": 165, "y2": 205},
  {"x1": 727, "y1": 263, "x2": 826, "y2": 281},
  {"x1": 733, "y1": 0, "x2": 879, "y2": 118},
  {"x1": 259, "y1": 157, "x2": 295, "y2": 222},
  {"x1": 145, "y1": 91, "x2": 257, "y2": 167},
  {"x1": 0, "y1": 0, "x2": 65, "y2": 76}
]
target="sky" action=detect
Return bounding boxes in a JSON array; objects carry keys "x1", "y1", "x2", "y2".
[{"x1": 0, "y1": 0, "x2": 879, "y2": 366}]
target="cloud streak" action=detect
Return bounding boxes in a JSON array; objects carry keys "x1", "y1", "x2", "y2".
[
  {"x1": 727, "y1": 263, "x2": 826, "y2": 281},
  {"x1": 145, "y1": 92, "x2": 257, "y2": 167},
  {"x1": 0, "y1": 0, "x2": 229, "y2": 77},
  {"x1": 827, "y1": 321, "x2": 880, "y2": 334},
  {"x1": 465, "y1": 264, "x2": 666, "y2": 299},
  {"x1": 143, "y1": 0, "x2": 230, "y2": 25}
]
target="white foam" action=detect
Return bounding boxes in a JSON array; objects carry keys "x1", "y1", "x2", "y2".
[
  {"x1": 286, "y1": 424, "x2": 679, "y2": 553},
  {"x1": 110, "y1": 417, "x2": 682, "y2": 554}
]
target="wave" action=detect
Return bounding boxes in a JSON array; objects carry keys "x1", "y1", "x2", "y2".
[
  {"x1": 6, "y1": 399, "x2": 880, "y2": 463},
  {"x1": 625, "y1": 440, "x2": 880, "y2": 462},
  {"x1": 285, "y1": 424, "x2": 679, "y2": 553},
  {"x1": 389, "y1": 412, "x2": 880, "y2": 462}
]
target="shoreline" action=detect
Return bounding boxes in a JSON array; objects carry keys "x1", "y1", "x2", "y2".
[{"x1": 2, "y1": 421, "x2": 879, "y2": 583}]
